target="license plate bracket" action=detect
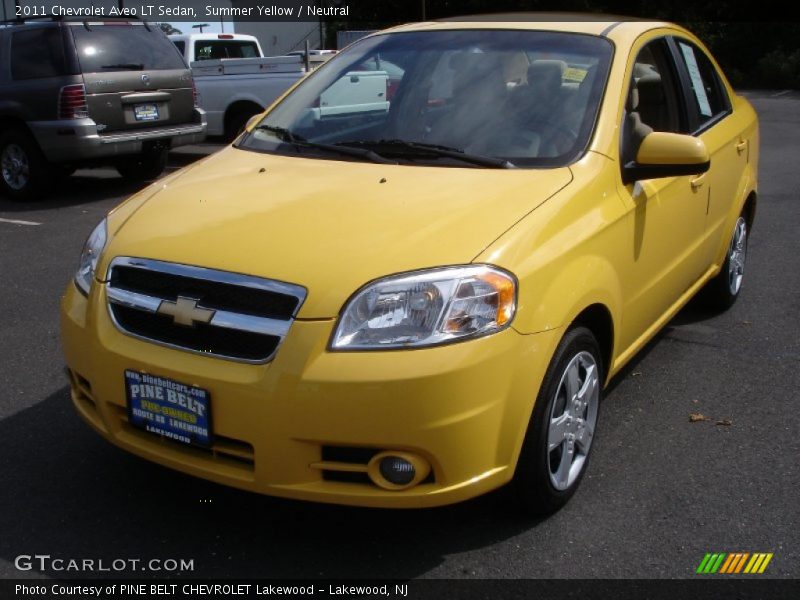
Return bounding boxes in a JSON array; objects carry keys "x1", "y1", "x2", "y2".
[
  {"x1": 125, "y1": 370, "x2": 212, "y2": 447},
  {"x1": 134, "y1": 103, "x2": 159, "y2": 121}
]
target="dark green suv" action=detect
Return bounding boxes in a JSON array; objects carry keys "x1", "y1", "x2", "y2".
[{"x1": 0, "y1": 17, "x2": 206, "y2": 199}]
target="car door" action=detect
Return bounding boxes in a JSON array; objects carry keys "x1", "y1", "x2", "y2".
[
  {"x1": 616, "y1": 37, "x2": 710, "y2": 352},
  {"x1": 670, "y1": 37, "x2": 748, "y2": 268}
]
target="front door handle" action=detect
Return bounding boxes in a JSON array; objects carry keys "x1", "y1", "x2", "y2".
[
  {"x1": 736, "y1": 140, "x2": 747, "y2": 154},
  {"x1": 690, "y1": 175, "x2": 706, "y2": 190}
]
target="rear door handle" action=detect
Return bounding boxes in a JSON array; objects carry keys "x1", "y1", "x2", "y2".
[
  {"x1": 690, "y1": 175, "x2": 706, "y2": 190},
  {"x1": 736, "y1": 140, "x2": 747, "y2": 154}
]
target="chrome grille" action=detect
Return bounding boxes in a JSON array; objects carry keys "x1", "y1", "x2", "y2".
[{"x1": 106, "y1": 257, "x2": 306, "y2": 363}]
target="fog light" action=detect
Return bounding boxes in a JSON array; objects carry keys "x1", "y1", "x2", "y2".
[
  {"x1": 380, "y1": 456, "x2": 415, "y2": 485},
  {"x1": 367, "y1": 451, "x2": 431, "y2": 490}
]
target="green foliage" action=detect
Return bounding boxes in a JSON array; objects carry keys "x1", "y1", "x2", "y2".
[{"x1": 157, "y1": 22, "x2": 182, "y2": 35}]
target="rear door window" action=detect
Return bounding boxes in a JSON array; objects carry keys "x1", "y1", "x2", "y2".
[
  {"x1": 193, "y1": 41, "x2": 260, "y2": 61},
  {"x1": 11, "y1": 28, "x2": 69, "y2": 80},
  {"x1": 70, "y1": 24, "x2": 185, "y2": 72},
  {"x1": 673, "y1": 40, "x2": 731, "y2": 130}
]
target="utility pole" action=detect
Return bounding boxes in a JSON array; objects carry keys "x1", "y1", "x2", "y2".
[{"x1": 421, "y1": 0, "x2": 426, "y2": 21}]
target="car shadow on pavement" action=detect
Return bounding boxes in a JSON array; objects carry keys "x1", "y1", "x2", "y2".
[
  {"x1": 0, "y1": 174, "x2": 147, "y2": 213},
  {"x1": 604, "y1": 294, "x2": 722, "y2": 396},
  {"x1": 0, "y1": 386, "x2": 545, "y2": 579},
  {"x1": 0, "y1": 147, "x2": 222, "y2": 213}
]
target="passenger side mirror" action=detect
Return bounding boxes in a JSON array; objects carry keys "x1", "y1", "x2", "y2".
[{"x1": 622, "y1": 132, "x2": 710, "y2": 184}]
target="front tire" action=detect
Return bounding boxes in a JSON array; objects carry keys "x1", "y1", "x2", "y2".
[
  {"x1": 702, "y1": 214, "x2": 748, "y2": 310},
  {"x1": 513, "y1": 326, "x2": 603, "y2": 515}
]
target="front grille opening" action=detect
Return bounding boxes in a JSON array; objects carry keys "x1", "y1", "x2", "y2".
[
  {"x1": 322, "y1": 470, "x2": 372, "y2": 484},
  {"x1": 68, "y1": 369, "x2": 96, "y2": 406},
  {"x1": 111, "y1": 266, "x2": 299, "y2": 319},
  {"x1": 74, "y1": 372, "x2": 92, "y2": 394},
  {"x1": 111, "y1": 304, "x2": 280, "y2": 361},
  {"x1": 115, "y1": 406, "x2": 255, "y2": 471},
  {"x1": 321, "y1": 445, "x2": 380, "y2": 465}
]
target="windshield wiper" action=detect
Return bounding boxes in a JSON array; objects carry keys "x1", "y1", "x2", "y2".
[
  {"x1": 100, "y1": 63, "x2": 145, "y2": 70},
  {"x1": 251, "y1": 125, "x2": 397, "y2": 165},
  {"x1": 337, "y1": 139, "x2": 515, "y2": 169}
]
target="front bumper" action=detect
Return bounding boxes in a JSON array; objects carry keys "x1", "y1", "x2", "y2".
[
  {"x1": 29, "y1": 109, "x2": 207, "y2": 163},
  {"x1": 61, "y1": 280, "x2": 561, "y2": 508}
]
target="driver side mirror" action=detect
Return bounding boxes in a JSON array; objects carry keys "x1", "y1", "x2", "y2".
[{"x1": 622, "y1": 132, "x2": 710, "y2": 184}]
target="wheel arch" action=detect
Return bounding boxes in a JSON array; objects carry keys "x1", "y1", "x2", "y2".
[
  {"x1": 743, "y1": 189, "x2": 757, "y2": 232},
  {"x1": 0, "y1": 116, "x2": 35, "y2": 138},
  {"x1": 223, "y1": 100, "x2": 265, "y2": 130},
  {"x1": 571, "y1": 303, "x2": 615, "y2": 385}
]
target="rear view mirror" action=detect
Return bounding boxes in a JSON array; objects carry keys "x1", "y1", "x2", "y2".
[{"x1": 623, "y1": 132, "x2": 710, "y2": 183}]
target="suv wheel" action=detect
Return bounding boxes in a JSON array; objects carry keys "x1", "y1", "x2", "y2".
[
  {"x1": 0, "y1": 129, "x2": 48, "y2": 200},
  {"x1": 116, "y1": 147, "x2": 168, "y2": 182},
  {"x1": 513, "y1": 326, "x2": 603, "y2": 515}
]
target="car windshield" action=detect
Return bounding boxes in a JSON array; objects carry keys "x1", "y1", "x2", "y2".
[{"x1": 239, "y1": 29, "x2": 613, "y2": 168}]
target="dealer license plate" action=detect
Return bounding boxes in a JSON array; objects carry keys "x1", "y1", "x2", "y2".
[
  {"x1": 125, "y1": 370, "x2": 211, "y2": 447},
  {"x1": 134, "y1": 103, "x2": 159, "y2": 121}
]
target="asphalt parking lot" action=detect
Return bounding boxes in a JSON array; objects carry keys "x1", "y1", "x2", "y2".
[{"x1": 0, "y1": 91, "x2": 797, "y2": 581}]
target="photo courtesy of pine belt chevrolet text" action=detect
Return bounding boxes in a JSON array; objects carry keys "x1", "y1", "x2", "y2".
[{"x1": 61, "y1": 16, "x2": 759, "y2": 513}]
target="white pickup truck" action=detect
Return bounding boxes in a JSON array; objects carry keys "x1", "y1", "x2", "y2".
[{"x1": 169, "y1": 34, "x2": 307, "y2": 139}]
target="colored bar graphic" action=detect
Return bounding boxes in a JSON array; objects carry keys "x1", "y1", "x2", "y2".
[
  {"x1": 699, "y1": 552, "x2": 774, "y2": 574},
  {"x1": 735, "y1": 553, "x2": 750, "y2": 573},
  {"x1": 719, "y1": 554, "x2": 735, "y2": 573},
  {"x1": 758, "y1": 553, "x2": 773, "y2": 573},
  {"x1": 697, "y1": 553, "x2": 713, "y2": 574},
  {"x1": 710, "y1": 553, "x2": 726, "y2": 573},
  {"x1": 744, "y1": 554, "x2": 759, "y2": 573}
]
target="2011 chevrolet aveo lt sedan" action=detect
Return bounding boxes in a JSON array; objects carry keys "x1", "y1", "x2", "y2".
[{"x1": 61, "y1": 18, "x2": 758, "y2": 513}]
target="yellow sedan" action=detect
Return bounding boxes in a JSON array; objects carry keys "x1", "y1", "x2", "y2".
[{"x1": 61, "y1": 17, "x2": 758, "y2": 513}]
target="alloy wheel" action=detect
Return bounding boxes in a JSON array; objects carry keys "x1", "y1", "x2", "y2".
[
  {"x1": 1, "y1": 143, "x2": 30, "y2": 191},
  {"x1": 728, "y1": 217, "x2": 747, "y2": 295},
  {"x1": 547, "y1": 350, "x2": 600, "y2": 491}
]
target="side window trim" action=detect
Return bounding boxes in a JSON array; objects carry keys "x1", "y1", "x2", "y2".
[{"x1": 667, "y1": 36, "x2": 732, "y2": 136}]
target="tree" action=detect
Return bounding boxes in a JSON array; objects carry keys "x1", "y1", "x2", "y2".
[{"x1": 158, "y1": 23, "x2": 182, "y2": 35}]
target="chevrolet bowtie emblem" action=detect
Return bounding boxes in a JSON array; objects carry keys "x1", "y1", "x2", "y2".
[{"x1": 157, "y1": 296, "x2": 215, "y2": 327}]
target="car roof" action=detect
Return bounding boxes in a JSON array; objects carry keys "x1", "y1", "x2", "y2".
[{"x1": 379, "y1": 14, "x2": 685, "y2": 41}]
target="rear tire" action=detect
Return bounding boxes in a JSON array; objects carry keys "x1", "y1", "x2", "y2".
[
  {"x1": 0, "y1": 129, "x2": 49, "y2": 200},
  {"x1": 512, "y1": 326, "x2": 603, "y2": 515},
  {"x1": 116, "y1": 147, "x2": 168, "y2": 182},
  {"x1": 702, "y1": 214, "x2": 748, "y2": 311}
]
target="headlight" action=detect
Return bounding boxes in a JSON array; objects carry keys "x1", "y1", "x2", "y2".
[
  {"x1": 331, "y1": 265, "x2": 516, "y2": 350},
  {"x1": 74, "y1": 218, "x2": 107, "y2": 296}
]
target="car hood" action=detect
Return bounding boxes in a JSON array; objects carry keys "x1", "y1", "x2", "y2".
[{"x1": 103, "y1": 146, "x2": 572, "y2": 318}]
